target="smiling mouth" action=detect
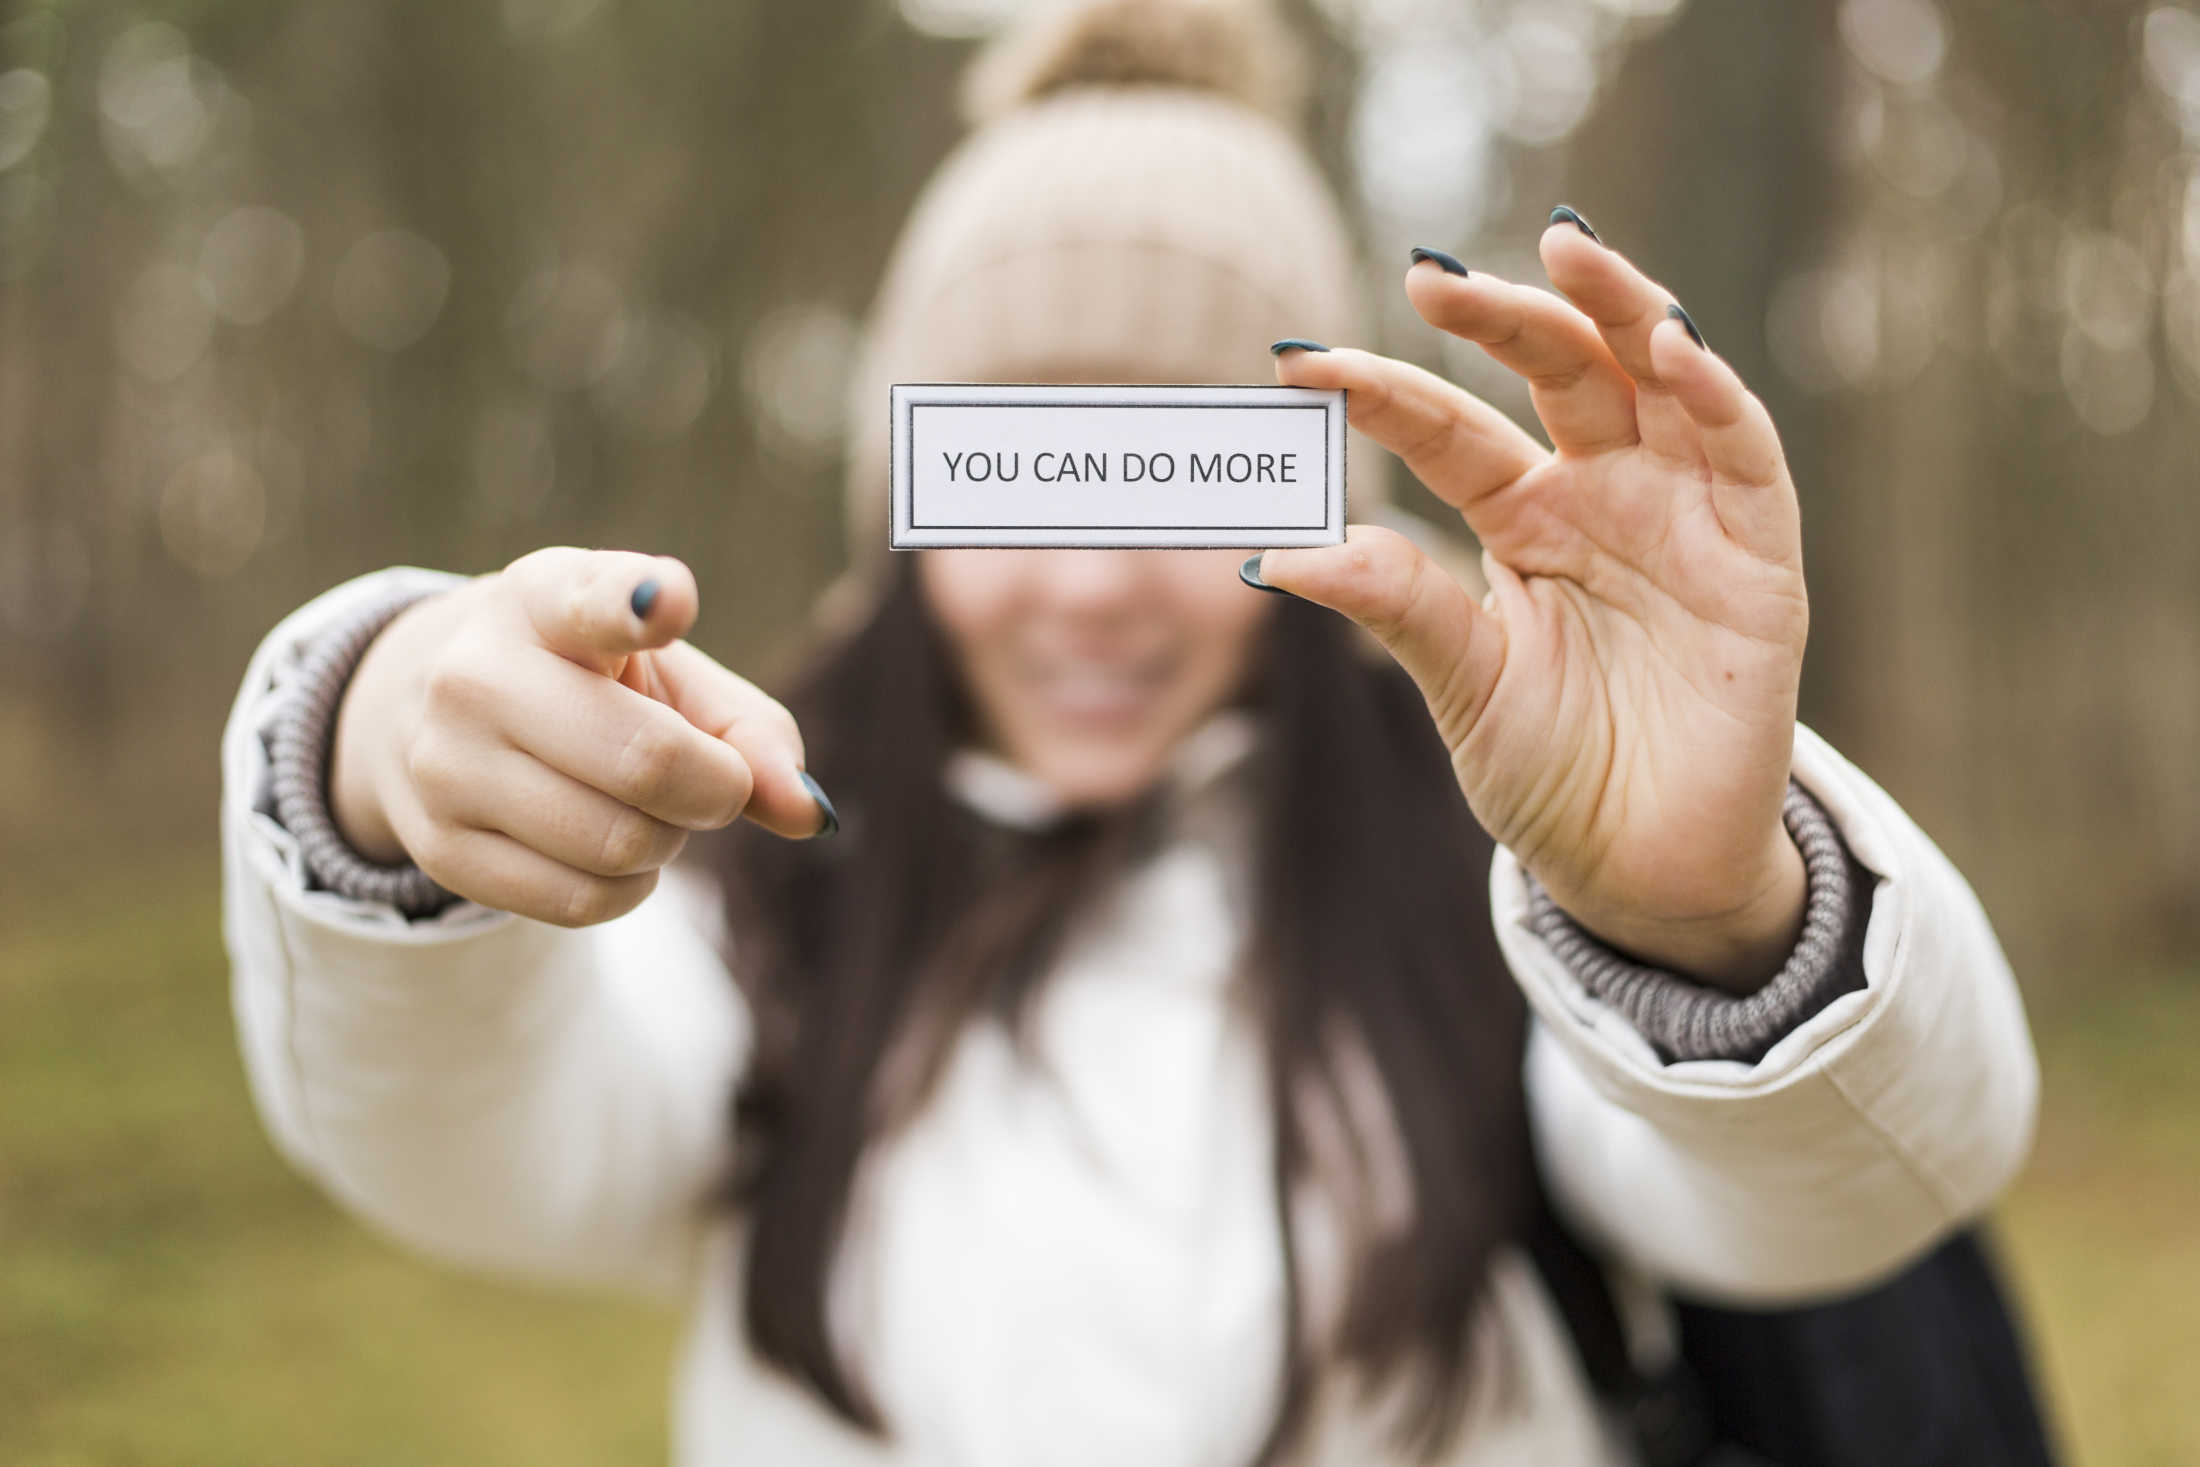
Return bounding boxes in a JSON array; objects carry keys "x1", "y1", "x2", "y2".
[{"x1": 1026, "y1": 655, "x2": 1178, "y2": 723}]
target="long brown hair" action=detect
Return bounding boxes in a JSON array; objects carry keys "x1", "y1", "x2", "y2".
[{"x1": 715, "y1": 558, "x2": 1532, "y2": 1459}]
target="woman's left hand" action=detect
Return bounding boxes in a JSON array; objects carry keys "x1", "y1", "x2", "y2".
[{"x1": 1263, "y1": 223, "x2": 1809, "y2": 992}]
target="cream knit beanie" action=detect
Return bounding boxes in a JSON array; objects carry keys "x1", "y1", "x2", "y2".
[{"x1": 843, "y1": 0, "x2": 1366, "y2": 563}]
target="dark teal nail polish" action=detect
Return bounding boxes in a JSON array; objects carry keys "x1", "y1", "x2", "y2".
[
  {"x1": 798, "y1": 770, "x2": 839, "y2": 839},
  {"x1": 1666, "y1": 302, "x2": 1706, "y2": 349},
  {"x1": 1549, "y1": 205, "x2": 1601, "y2": 243},
  {"x1": 1239, "y1": 554, "x2": 1297, "y2": 598},
  {"x1": 1270, "y1": 338, "x2": 1331, "y2": 356},
  {"x1": 631, "y1": 579, "x2": 661, "y2": 620},
  {"x1": 1409, "y1": 246, "x2": 1470, "y2": 277}
]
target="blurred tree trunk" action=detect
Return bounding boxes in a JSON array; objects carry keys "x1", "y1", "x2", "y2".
[
  {"x1": 0, "y1": 0, "x2": 974, "y2": 867},
  {"x1": 1571, "y1": 0, "x2": 2200, "y2": 975}
]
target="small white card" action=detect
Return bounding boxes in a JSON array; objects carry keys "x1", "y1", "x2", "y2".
[{"x1": 889, "y1": 383, "x2": 1347, "y2": 549}]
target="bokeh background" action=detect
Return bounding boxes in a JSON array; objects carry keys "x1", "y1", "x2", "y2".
[{"x1": 2, "y1": 0, "x2": 2197, "y2": 1460}]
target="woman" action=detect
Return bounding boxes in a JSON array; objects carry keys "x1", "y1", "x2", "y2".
[{"x1": 222, "y1": 2, "x2": 2037, "y2": 1463}]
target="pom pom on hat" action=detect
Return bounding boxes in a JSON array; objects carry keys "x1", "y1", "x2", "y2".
[{"x1": 963, "y1": 0, "x2": 1306, "y2": 123}]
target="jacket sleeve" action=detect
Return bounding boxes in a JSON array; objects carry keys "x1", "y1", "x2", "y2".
[
  {"x1": 221, "y1": 569, "x2": 749, "y2": 1295},
  {"x1": 1501, "y1": 724, "x2": 2038, "y2": 1305}
]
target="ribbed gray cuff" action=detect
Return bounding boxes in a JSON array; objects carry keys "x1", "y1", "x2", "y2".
[
  {"x1": 268, "y1": 588, "x2": 456, "y2": 919},
  {"x1": 1525, "y1": 783, "x2": 1871, "y2": 1064}
]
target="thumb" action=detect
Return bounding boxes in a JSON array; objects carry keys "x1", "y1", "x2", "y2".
[
  {"x1": 506, "y1": 547, "x2": 700, "y2": 676},
  {"x1": 1259, "y1": 526, "x2": 1507, "y2": 750}
]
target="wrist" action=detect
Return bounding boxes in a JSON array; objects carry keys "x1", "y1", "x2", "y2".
[
  {"x1": 267, "y1": 582, "x2": 456, "y2": 917},
  {"x1": 330, "y1": 595, "x2": 444, "y2": 865},
  {"x1": 1560, "y1": 823, "x2": 1810, "y2": 996},
  {"x1": 1524, "y1": 782, "x2": 1866, "y2": 1061}
]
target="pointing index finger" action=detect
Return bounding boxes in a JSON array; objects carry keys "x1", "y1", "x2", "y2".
[{"x1": 508, "y1": 548, "x2": 700, "y2": 675}]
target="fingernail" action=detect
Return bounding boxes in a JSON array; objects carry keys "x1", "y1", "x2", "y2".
[
  {"x1": 798, "y1": 770, "x2": 839, "y2": 839},
  {"x1": 1270, "y1": 338, "x2": 1331, "y2": 356},
  {"x1": 631, "y1": 579, "x2": 661, "y2": 621},
  {"x1": 1666, "y1": 302, "x2": 1706, "y2": 349},
  {"x1": 1549, "y1": 205, "x2": 1602, "y2": 243},
  {"x1": 1239, "y1": 553, "x2": 1298, "y2": 598},
  {"x1": 1409, "y1": 246, "x2": 1470, "y2": 277}
]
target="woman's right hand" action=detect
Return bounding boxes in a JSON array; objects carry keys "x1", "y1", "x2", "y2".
[{"x1": 330, "y1": 547, "x2": 830, "y2": 927}]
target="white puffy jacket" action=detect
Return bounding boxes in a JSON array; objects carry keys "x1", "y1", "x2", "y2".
[{"x1": 223, "y1": 570, "x2": 2038, "y2": 1467}]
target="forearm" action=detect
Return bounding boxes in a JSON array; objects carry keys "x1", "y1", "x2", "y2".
[
  {"x1": 224, "y1": 570, "x2": 745, "y2": 1292},
  {"x1": 258, "y1": 874, "x2": 736, "y2": 1291},
  {"x1": 1506, "y1": 726, "x2": 2037, "y2": 1302}
]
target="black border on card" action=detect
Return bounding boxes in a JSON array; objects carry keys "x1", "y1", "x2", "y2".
[
  {"x1": 909, "y1": 403, "x2": 1329, "y2": 532},
  {"x1": 888, "y1": 384, "x2": 1347, "y2": 549}
]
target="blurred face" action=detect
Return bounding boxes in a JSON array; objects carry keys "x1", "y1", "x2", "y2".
[{"x1": 919, "y1": 548, "x2": 1273, "y2": 808}]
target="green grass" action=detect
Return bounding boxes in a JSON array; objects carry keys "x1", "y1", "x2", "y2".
[
  {"x1": 0, "y1": 856, "x2": 2194, "y2": 1464},
  {"x1": 0, "y1": 860, "x2": 677, "y2": 1466},
  {"x1": 1999, "y1": 975, "x2": 2200, "y2": 1467}
]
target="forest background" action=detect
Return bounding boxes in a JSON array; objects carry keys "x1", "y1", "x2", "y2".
[{"x1": 1, "y1": 0, "x2": 2196, "y2": 1461}]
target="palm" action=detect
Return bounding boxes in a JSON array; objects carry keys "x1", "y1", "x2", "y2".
[
  {"x1": 1273, "y1": 229, "x2": 1810, "y2": 984},
  {"x1": 1466, "y1": 437, "x2": 1805, "y2": 918}
]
